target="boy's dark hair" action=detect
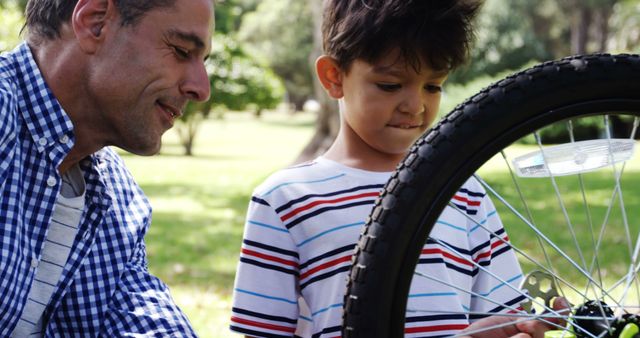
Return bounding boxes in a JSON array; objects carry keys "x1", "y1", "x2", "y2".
[
  {"x1": 25, "y1": 0, "x2": 176, "y2": 40},
  {"x1": 322, "y1": 0, "x2": 483, "y2": 72}
]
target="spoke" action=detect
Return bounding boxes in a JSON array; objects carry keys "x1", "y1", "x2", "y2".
[
  {"x1": 447, "y1": 199, "x2": 591, "y2": 302},
  {"x1": 411, "y1": 270, "x2": 526, "y2": 314},
  {"x1": 408, "y1": 308, "x2": 602, "y2": 322},
  {"x1": 604, "y1": 116, "x2": 634, "y2": 266},
  {"x1": 567, "y1": 120, "x2": 605, "y2": 301},
  {"x1": 475, "y1": 175, "x2": 625, "y2": 310},
  {"x1": 617, "y1": 117, "x2": 640, "y2": 306},
  {"x1": 534, "y1": 132, "x2": 590, "y2": 272},
  {"x1": 410, "y1": 254, "x2": 585, "y2": 335},
  {"x1": 533, "y1": 128, "x2": 616, "y2": 328},
  {"x1": 500, "y1": 149, "x2": 572, "y2": 304},
  {"x1": 448, "y1": 309, "x2": 595, "y2": 338}
]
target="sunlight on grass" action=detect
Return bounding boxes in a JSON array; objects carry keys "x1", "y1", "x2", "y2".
[{"x1": 120, "y1": 111, "x2": 314, "y2": 337}]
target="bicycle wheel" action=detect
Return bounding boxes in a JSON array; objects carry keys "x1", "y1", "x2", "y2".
[{"x1": 343, "y1": 54, "x2": 640, "y2": 337}]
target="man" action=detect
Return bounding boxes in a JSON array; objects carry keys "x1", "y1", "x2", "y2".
[{"x1": 0, "y1": 0, "x2": 213, "y2": 336}]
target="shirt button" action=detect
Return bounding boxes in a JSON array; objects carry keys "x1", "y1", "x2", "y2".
[
  {"x1": 31, "y1": 257, "x2": 38, "y2": 268},
  {"x1": 60, "y1": 135, "x2": 69, "y2": 144},
  {"x1": 46, "y1": 176, "x2": 57, "y2": 187},
  {"x1": 38, "y1": 138, "x2": 48, "y2": 146}
]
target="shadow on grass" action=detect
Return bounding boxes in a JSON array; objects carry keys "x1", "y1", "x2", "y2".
[{"x1": 140, "y1": 183, "x2": 254, "y2": 294}]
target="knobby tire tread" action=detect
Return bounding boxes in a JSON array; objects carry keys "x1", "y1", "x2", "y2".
[{"x1": 342, "y1": 54, "x2": 640, "y2": 338}]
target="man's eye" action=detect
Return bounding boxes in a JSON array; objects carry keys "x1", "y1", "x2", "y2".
[
  {"x1": 425, "y1": 85, "x2": 442, "y2": 93},
  {"x1": 377, "y1": 83, "x2": 401, "y2": 92},
  {"x1": 173, "y1": 46, "x2": 190, "y2": 59}
]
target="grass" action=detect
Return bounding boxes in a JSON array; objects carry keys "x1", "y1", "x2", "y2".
[
  {"x1": 119, "y1": 111, "x2": 640, "y2": 335},
  {"x1": 119, "y1": 111, "x2": 315, "y2": 337}
]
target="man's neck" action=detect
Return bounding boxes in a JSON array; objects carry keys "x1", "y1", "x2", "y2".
[{"x1": 28, "y1": 36, "x2": 104, "y2": 174}]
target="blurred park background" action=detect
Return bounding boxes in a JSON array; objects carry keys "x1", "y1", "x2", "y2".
[{"x1": 2, "y1": 0, "x2": 640, "y2": 336}]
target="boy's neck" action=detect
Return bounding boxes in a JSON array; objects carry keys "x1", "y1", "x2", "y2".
[{"x1": 323, "y1": 131, "x2": 407, "y2": 172}]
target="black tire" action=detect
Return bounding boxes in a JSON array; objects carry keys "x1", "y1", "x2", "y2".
[{"x1": 342, "y1": 54, "x2": 640, "y2": 337}]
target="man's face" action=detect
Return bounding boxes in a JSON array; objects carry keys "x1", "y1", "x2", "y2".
[{"x1": 87, "y1": 0, "x2": 214, "y2": 155}]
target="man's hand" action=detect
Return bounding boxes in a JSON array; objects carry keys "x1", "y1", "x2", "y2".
[{"x1": 459, "y1": 297, "x2": 571, "y2": 338}]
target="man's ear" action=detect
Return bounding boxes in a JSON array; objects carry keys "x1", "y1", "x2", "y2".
[
  {"x1": 316, "y1": 55, "x2": 344, "y2": 99},
  {"x1": 72, "y1": 0, "x2": 117, "y2": 53}
]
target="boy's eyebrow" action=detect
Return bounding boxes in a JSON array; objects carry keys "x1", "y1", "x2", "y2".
[
  {"x1": 431, "y1": 69, "x2": 450, "y2": 78},
  {"x1": 372, "y1": 65, "x2": 449, "y2": 79}
]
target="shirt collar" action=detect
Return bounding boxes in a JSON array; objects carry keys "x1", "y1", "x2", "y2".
[{"x1": 12, "y1": 42, "x2": 75, "y2": 165}]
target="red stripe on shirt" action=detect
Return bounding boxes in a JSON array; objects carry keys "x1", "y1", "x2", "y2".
[
  {"x1": 281, "y1": 192, "x2": 379, "y2": 221},
  {"x1": 231, "y1": 316, "x2": 296, "y2": 333},
  {"x1": 242, "y1": 248, "x2": 298, "y2": 267},
  {"x1": 491, "y1": 235, "x2": 510, "y2": 250},
  {"x1": 452, "y1": 194, "x2": 481, "y2": 206},
  {"x1": 300, "y1": 254, "x2": 352, "y2": 280},
  {"x1": 405, "y1": 323, "x2": 469, "y2": 333},
  {"x1": 421, "y1": 248, "x2": 474, "y2": 267},
  {"x1": 474, "y1": 250, "x2": 492, "y2": 262}
]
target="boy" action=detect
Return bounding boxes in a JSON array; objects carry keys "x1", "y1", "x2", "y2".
[{"x1": 231, "y1": 1, "x2": 531, "y2": 337}]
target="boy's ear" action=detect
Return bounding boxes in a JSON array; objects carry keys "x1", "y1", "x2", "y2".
[
  {"x1": 316, "y1": 55, "x2": 344, "y2": 99},
  {"x1": 72, "y1": 0, "x2": 117, "y2": 53}
]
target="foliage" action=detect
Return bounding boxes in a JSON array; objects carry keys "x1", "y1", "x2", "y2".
[
  {"x1": 237, "y1": 0, "x2": 314, "y2": 109},
  {"x1": 207, "y1": 34, "x2": 284, "y2": 113},
  {"x1": 450, "y1": 0, "x2": 557, "y2": 83},
  {"x1": 213, "y1": 0, "x2": 260, "y2": 34},
  {"x1": 608, "y1": 0, "x2": 640, "y2": 53},
  {"x1": 176, "y1": 33, "x2": 285, "y2": 155},
  {"x1": 0, "y1": 1, "x2": 24, "y2": 52}
]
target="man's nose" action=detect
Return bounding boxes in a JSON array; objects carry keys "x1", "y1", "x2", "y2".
[{"x1": 181, "y1": 60, "x2": 211, "y2": 102}]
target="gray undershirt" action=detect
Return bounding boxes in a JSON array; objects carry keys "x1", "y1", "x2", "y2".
[{"x1": 11, "y1": 165, "x2": 85, "y2": 337}]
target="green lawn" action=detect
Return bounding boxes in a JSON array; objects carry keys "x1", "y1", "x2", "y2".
[
  {"x1": 119, "y1": 112, "x2": 640, "y2": 336},
  {"x1": 120, "y1": 111, "x2": 315, "y2": 337}
]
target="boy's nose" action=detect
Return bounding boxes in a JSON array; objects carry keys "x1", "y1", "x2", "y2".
[{"x1": 402, "y1": 92, "x2": 426, "y2": 115}]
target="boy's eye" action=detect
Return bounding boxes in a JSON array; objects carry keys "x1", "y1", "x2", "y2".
[
  {"x1": 172, "y1": 46, "x2": 190, "y2": 59},
  {"x1": 425, "y1": 85, "x2": 442, "y2": 93},
  {"x1": 376, "y1": 83, "x2": 401, "y2": 92}
]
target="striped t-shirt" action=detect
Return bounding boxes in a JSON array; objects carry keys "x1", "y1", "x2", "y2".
[{"x1": 231, "y1": 157, "x2": 524, "y2": 337}]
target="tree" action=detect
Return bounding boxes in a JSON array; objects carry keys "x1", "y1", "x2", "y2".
[
  {"x1": 608, "y1": 0, "x2": 640, "y2": 52},
  {"x1": 214, "y1": 0, "x2": 260, "y2": 34},
  {"x1": 238, "y1": 0, "x2": 314, "y2": 110},
  {"x1": 294, "y1": 0, "x2": 340, "y2": 163},
  {"x1": 555, "y1": 0, "x2": 619, "y2": 54},
  {"x1": 176, "y1": 33, "x2": 285, "y2": 156},
  {"x1": 0, "y1": 1, "x2": 24, "y2": 52},
  {"x1": 450, "y1": 0, "x2": 557, "y2": 83}
]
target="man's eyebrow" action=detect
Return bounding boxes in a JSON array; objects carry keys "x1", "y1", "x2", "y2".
[{"x1": 167, "y1": 28, "x2": 206, "y2": 50}]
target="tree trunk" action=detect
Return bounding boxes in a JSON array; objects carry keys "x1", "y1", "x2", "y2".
[
  {"x1": 571, "y1": 5, "x2": 592, "y2": 55},
  {"x1": 294, "y1": 0, "x2": 339, "y2": 164},
  {"x1": 592, "y1": 6, "x2": 611, "y2": 52}
]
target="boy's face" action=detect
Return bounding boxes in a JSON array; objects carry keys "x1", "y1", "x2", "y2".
[{"x1": 339, "y1": 50, "x2": 448, "y2": 157}]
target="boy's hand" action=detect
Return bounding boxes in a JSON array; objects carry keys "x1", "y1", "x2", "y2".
[{"x1": 459, "y1": 297, "x2": 571, "y2": 338}]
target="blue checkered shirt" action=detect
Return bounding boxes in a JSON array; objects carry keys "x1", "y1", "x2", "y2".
[{"x1": 0, "y1": 43, "x2": 197, "y2": 337}]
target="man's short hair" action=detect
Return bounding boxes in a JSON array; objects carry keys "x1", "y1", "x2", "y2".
[
  {"x1": 25, "y1": 0, "x2": 176, "y2": 40},
  {"x1": 321, "y1": 0, "x2": 483, "y2": 72}
]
